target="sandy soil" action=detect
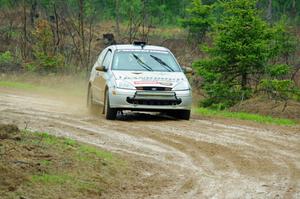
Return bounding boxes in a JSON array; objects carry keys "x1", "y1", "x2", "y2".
[
  {"x1": 230, "y1": 96, "x2": 300, "y2": 120},
  {"x1": 0, "y1": 87, "x2": 299, "y2": 199}
]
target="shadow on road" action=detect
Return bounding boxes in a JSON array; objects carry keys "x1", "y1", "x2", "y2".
[
  {"x1": 89, "y1": 105, "x2": 178, "y2": 122},
  {"x1": 117, "y1": 112, "x2": 175, "y2": 122}
]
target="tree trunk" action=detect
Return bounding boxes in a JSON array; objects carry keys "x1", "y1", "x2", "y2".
[
  {"x1": 241, "y1": 73, "x2": 248, "y2": 89},
  {"x1": 128, "y1": 11, "x2": 133, "y2": 43},
  {"x1": 266, "y1": 0, "x2": 272, "y2": 22},
  {"x1": 53, "y1": 3, "x2": 60, "y2": 53},
  {"x1": 30, "y1": 0, "x2": 37, "y2": 27},
  {"x1": 142, "y1": 0, "x2": 146, "y2": 41},
  {"x1": 115, "y1": 0, "x2": 120, "y2": 38},
  {"x1": 291, "y1": 0, "x2": 296, "y2": 18},
  {"x1": 78, "y1": 0, "x2": 86, "y2": 69},
  {"x1": 22, "y1": 0, "x2": 27, "y2": 59},
  {"x1": 87, "y1": 18, "x2": 94, "y2": 77}
]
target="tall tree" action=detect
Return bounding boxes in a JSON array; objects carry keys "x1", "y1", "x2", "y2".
[
  {"x1": 115, "y1": 0, "x2": 120, "y2": 37},
  {"x1": 194, "y1": 0, "x2": 275, "y2": 107},
  {"x1": 22, "y1": 0, "x2": 28, "y2": 59},
  {"x1": 181, "y1": 0, "x2": 213, "y2": 43},
  {"x1": 266, "y1": 0, "x2": 272, "y2": 22}
]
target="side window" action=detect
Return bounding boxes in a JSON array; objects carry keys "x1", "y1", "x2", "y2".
[
  {"x1": 93, "y1": 49, "x2": 106, "y2": 70},
  {"x1": 102, "y1": 50, "x2": 112, "y2": 69},
  {"x1": 97, "y1": 50, "x2": 107, "y2": 65}
]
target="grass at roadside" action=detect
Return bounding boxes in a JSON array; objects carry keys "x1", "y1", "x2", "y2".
[
  {"x1": 0, "y1": 124, "x2": 126, "y2": 199},
  {"x1": 0, "y1": 74, "x2": 86, "y2": 97},
  {"x1": 0, "y1": 81, "x2": 40, "y2": 90},
  {"x1": 194, "y1": 107, "x2": 297, "y2": 126}
]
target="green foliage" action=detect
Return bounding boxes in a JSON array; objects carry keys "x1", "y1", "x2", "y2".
[
  {"x1": 270, "y1": 17, "x2": 298, "y2": 61},
  {"x1": 28, "y1": 20, "x2": 64, "y2": 73},
  {"x1": 198, "y1": 77, "x2": 252, "y2": 108},
  {"x1": 64, "y1": 138, "x2": 78, "y2": 147},
  {"x1": 33, "y1": 51, "x2": 64, "y2": 73},
  {"x1": 116, "y1": 0, "x2": 190, "y2": 26},
  {"x1": 194, "y1": 0, "x2": 274, "y2": 108},
  {"x1": 32, "y1": 20, "x2": 54, "y2": 55},
  {"x1": 259, "y1": 79, "x2": 300, "y2": 101},
  {"x1": 260, "y1": 62, "x2": 300, "y2": 103},
  {"x1": 181, "y1": 0, "x2": 213, "y2": 42},
  {"x1": 0, "y1": 51, "x2": 13, "y2": 64},
  {"x1": 0, "y1": 81, "x2": 37, "y2": 90},
  {"x1": 257, "y1": 0, "x2": 300, "y2": 25},
  {"x1": 266, "y1": 64, "x2": 291, "y2": 78},
  {"x1": 0, "y1": 51, "x2": 20, "y2": 72},
  {"x1": 0, "y1": 0, "x2": 14, "y2": 8},
  {"x1": 79, "y1": 145, "x2": 113, "y2": 161},
  {"x1": 195, "y1": 107, "x2": 297, "y2": 126},
  {"x1": 31, "y1": 174, "x2": 72, "y2": 184},
  {"x1": 0, "y1": 25, "x2": 21, "y2": 41},
  {"x1": 24, "y1": 63, "x2": 37, "y2": 72},
  {"x1": 0, "y1": 76, "x2": 86, "y2": 97},
  {"x1": 0, "y1": 0, "x2": 299, "y2": 27},
  {"x1": 26, "y1": 52, "x2": 64, "y2": 73},
  {"x1": 259, "y1": 19, "x2": 299, "y2": 103}
]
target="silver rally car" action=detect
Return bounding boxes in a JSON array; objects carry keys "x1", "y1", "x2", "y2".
[{"x1": 87, "y1": 42, "x2": 192, "y2": 120}]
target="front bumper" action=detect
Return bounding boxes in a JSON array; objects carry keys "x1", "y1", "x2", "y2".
[{"x1": 109, "y1": 88, "x2": 192, "y2": 110}]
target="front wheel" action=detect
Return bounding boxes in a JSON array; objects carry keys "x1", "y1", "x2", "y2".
[
  {"x1": 87, "y1": 86, "x2": 97, "y2": 112},
  {"x1": 104, "y1": 90, "x2": 117, "y2": 120},
  {"x1": 177, "y1": 110, "x2": 191, "y2": 120},
  {"x1": 168, "y1": 110, "x2": 191, "y2": 120}
]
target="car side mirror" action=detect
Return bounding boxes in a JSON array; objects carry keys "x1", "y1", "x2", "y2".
[
  {"x1": 182, "y1": 66, "x2": 193, "y2": 74},
  {"x1": 95, "y1": 66, "x2": 107, "y2": 72}
]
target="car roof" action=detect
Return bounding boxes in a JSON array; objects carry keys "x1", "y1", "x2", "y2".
[{"x1": 109, "y1": 44, "x2": 170, "y2": 52}]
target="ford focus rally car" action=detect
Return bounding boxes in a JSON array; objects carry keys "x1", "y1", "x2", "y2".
[{"x1": 87, "y1": 42, "x2": 192, "y2": 120}]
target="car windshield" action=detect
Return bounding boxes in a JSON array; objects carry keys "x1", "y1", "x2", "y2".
[{"x1": 112, "y1": 50, "x2": 181, "y2": 72}]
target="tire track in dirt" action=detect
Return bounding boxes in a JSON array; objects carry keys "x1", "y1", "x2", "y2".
[
  {"x1": 0, "y1": 89, "x2": 299, "y2": 198},
  {"x1": 0, "y1": 93, "x2": 201, "y2": 198}
]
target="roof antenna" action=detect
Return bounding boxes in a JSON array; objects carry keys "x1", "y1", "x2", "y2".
[{"x1": 133, "y1": 41, "x2": 146, "y2": 49}]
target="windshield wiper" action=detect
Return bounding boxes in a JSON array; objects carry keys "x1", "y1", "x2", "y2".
[
  {"x1": 132, "y1": 54, "x2": 153, "y2": 71},
  {"x1": 150, "y1": 55, "x2": 174, "y2": 72}
]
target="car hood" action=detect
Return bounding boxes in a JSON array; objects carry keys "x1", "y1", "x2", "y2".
[{"x1": 112, "y1": 71, "x2": 187, "y2": 87}]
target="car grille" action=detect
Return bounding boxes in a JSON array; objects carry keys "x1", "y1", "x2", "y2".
[
  {"x1": 135, "y1": 86, "x2": 172, "y2": 91},
  {"x1": 126, "y1": 91, "x2": 182, "y2": 106},
  {"x1": 127, "y1": 98, "x2": 181, "y2": 105}
]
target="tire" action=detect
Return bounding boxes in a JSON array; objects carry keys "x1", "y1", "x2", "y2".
[
  {"x1": 87, "y1": 86, "x2": 97, "y2": 112},
  {"x1": 104, "y1": 90, "x2": 117, "y2": 120},
  {"x1": 170, "y1": 110, "x2": 191, "y2": 120}
]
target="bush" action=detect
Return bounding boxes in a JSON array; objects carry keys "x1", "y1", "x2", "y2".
[
  {"x1": 24, "y1": 62, "x2": 37, "y2": 72},
  {"x1": 259, "y1": 79, "x2": 300, "y2": 101},
  {"x1": 26, "y1": 19, "x2": 65, "y2": 73},
  {"x1": 0, "y1": 51, "x2": 22, "y2": 72},
  {"x1": 266, "y1": 64, "x2": 291, "y2": 78},
  {"x1": 0, "y1": 51, "x2": 13, "y2": 64},
  {"x1": 33, "y1": 51, "x2": 64, "y2": 73},
  {"x1": 260, "y1": 62, "x2": 300, "y2": 102},
  {"x1": 200, "y1": 82, "x2": 252, "y2": 109}
]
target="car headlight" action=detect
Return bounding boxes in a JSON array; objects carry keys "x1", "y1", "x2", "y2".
[
  {"x1": 172, "y1": 81, "x2": 190, "y2": 91},
  {"x1": 115, "y1": 80, "x2": 136, "y2": 90}
]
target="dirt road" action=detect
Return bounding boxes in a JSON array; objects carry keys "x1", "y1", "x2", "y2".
[{"x1": 0, "y1": 88, "x2": 299, "y2": 198}]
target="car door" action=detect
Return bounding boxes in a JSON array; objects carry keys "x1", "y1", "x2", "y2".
[
  {"x1": 90, "y1": 49, "x2": 106, "y2": 103},
  {"x1": 93, "y1": 49, "x2": 112, "y2": 104}
]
